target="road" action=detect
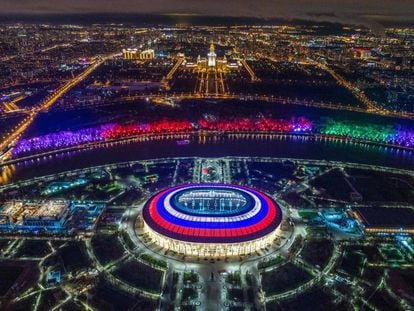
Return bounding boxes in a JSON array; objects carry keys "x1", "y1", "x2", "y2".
[
  {"x1": 0, "y1": 54, "x2": 116, "y2": 161},
  {"x1": 105, "y1": 91, "x2": 414, "y2": 121}
]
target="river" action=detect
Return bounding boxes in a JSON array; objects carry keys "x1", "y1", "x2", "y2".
[{"x1": 1, "y1": 135, "x2": 413, "y2": 184}]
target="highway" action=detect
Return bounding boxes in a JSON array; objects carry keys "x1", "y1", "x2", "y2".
[
  {"x1": 253, "y1": 52, "x2": 414, "y2": 120},
  {"x1": 2, "y1": 66, "x2": 412, "y2": 164},
  {"x1": 0, "y1": 54, "x2": 115, "y2": 161},
  {"x1": 241, "y1": 59, "x2": 260, "y2": 82},
  {"x1": 2, "y1": 95, "x2": 26, "y2": 113},
  {"x1": 109, "y1": 92, "x2": 414, "y2": 120}
]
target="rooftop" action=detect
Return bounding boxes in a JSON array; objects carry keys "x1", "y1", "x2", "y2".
[{"x1": 0, "y1": 200, "x2": 69, "y2": 224}]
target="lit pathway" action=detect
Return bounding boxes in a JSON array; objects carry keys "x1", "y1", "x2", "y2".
[{"x1": 0, "y1": 54, "x2": 117, "y2": 161}]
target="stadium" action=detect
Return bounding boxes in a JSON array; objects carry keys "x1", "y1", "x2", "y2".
[{"x1": 142, "y1": 184, "x2": 283, "y2": 257}]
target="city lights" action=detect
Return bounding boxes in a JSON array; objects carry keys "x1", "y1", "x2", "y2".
[
  {"x1": 0, "y1": 10, "x2": 413, "y2": 311},
  {"x1": 12, "y1": 117, "x2": 414, "y2": 158}
]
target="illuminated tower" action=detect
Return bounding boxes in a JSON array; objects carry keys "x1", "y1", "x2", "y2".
[{"x1": 207, "y1": 41, "x2": 217, "y2": 67}]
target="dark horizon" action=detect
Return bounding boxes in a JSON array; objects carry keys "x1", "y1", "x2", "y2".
[
  {"x1": 1, "y1": 0, "x2": 414, "y2": 29},
  {"x1": 0, "y1": 12, "x2": 413, "y2": 29}
]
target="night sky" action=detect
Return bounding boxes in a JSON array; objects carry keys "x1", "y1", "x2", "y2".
[{"x1": 2, "y1": 0, "x2": 413, "y2": 22}]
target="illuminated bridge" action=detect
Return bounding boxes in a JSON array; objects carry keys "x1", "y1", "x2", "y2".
[{"x1": 141, "y1": 184, "x2": 282, "y2": 257}]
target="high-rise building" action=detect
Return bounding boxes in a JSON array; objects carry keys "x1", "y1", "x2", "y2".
[{"x1": 207, "y1": 41, "x2": 217, "y2": 67}]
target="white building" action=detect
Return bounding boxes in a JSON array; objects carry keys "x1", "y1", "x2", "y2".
[
  {"x1": 207, "y1": 42, "x2": 217, "y2": 67},
  {"x1": 123, "y1": 48, "x2": 155, "y2": 60}
]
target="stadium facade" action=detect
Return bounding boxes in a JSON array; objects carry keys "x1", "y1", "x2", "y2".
[{"x1": 142, "y1": 184, "x2": 282, "y2": 257}]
